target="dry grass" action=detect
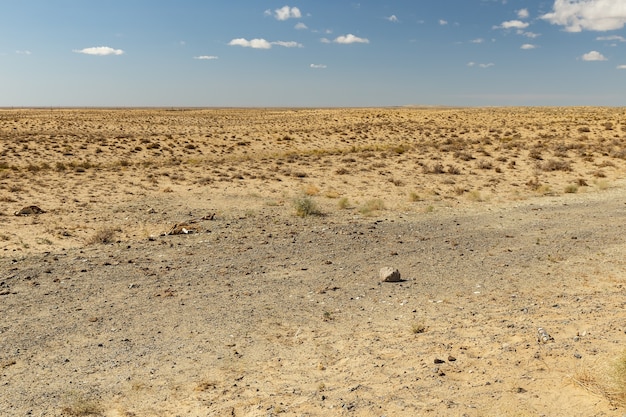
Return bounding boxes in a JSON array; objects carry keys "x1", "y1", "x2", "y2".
[
  {"x1": 86, "y1": 227, "x2": 118, "y2": 245},
  {"x1": 572, "y1": 350, "x2": 626, "y2": 408},
  {"x1": 293, "y1": 195, "x2": 322, "y2": 217},
  {"x1": 60, "y1": 392, "x2": 103, "y2": 416},
  {"x1": 358, "y1": 199, "x2": 385, "y2": 215}
]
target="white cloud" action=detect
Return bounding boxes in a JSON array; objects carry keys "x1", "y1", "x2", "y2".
[
  {"x1": 617, "y1": 64, "x2": 626, "y2": 69},
  {"x1": 597, "y1": 35, "x2": 626, "y2": 42},
  {"x1": 228, "y1": 38, "x2": 272, "y2": 49},
  {"x1": 295, "y1": 22, "x2": 308, "y2": 30},
  {"x1": 16, "y1": 50, "x2": 32, "y2": 55},
  {"x1": 581, "y1": 50, "x2": 607, "y2": 61},
  {"x1": 387, "y1": 15, "x2": 399, "y2": 22},
  {"x1": 194, "y1": 55, "x2": 218, "y2": 60},
  {"x1": 228, "y1": 38, "x2": 302, "y2": 49},
  {"x1": 272, "y1": 5, "x2": 302, "y2": 21},
  {"x1": 494, "y1": 20, "x2": 530, "y2": 29},
  {"x1": 271, "y1": 41, "x2": 303, "y2": 48},
  {"x1": 439, "y1": 19, "x2": 448, "y2": 25},
  {"x1": 310, "y1": 63, "x2": 327, "y2": 69},
  {"x1": 468, "y1": 62, "x2": 494, "y2": 68},
  {"x1": 520, "y1": 31, "x2": 541, "y2": 38},
  {"x1": 73, "y1": 46, "x2": 124, "y2": 56},
  {"x1": 333, "y1": 34, "x2": 369, "y2": 44},
  {"x1": 521, "y1": 43, "x2": 537, "y2": 49},
  {"x1": 517, "y1": 8, "x2": 530, "y2": 19},
  {"x1": 541, "y1": 0, "x2": 626, "y2": 32},
  {"x1": 470, "y1": 38, "x2": 485, "y2": 43}
]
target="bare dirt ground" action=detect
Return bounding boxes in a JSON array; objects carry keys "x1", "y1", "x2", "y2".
[{"x1": 1, "y1": 108, "x2": 626, "y2": 416}]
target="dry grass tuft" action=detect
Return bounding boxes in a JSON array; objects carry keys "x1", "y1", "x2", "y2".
[
  {"x1": 293, "y1": 195, "x2": 322, "y2": 217},
  {"x1": 60, "y1": 392, "x2": 103, "y2": 416},
  {"x1": 572, "y1": 350, "x2": 626, "y2": 408},
  {"x1": 358, "y1": 199, "x2": 385, "y2": 215},
  {"x1": 86, "y1": 227, "x2": 118, "y2": 245}
]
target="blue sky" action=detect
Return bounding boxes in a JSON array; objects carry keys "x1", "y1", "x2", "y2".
[{"x1": 1, "y1": 0, "x2": 626, "y2": 107}]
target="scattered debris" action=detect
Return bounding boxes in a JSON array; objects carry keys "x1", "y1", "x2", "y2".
[
  {"x1": 164, "y1": 213, "x2": 216, "y2": 235},
  {"x1": 14, "y1": 205, "x2": 46, "y2": 216},
  {"x1": 166, "y1": 223, "x2": 195, "y2": 235},
  {"x1": 537, "y1": 327, "x2": 554, "y2": 343}
]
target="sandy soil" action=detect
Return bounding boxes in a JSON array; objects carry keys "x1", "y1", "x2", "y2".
[{"x1": 1, "y1": 108, "x2": 626, "y2": 416}]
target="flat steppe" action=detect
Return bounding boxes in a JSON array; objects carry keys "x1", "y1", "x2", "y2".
[{"x1": 1, "y1": 108, "x2": 626, "y2": 416}]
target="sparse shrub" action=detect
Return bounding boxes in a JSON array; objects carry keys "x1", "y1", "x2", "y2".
[
  {"x1": 467, "y1": 190, "x2": 483, "y2": 202},
  {"x1": 411, "y1": 322, "x2": 427, "y2": 334},
  {"x1": 393, "y1": 144, "x2": 409, "y2": 154},
  {"x1": 293, "y1": 195, "x2": 321, "y2": 217},
  {"x1": 476, "y1": 160, "x2": 493, "y2": 170},
  {"x1": 610, "y1": 349, "x2": 626, "y2": 406},
  {"x1": 335, "y1": 167, "x2": 349, "y2": 175},
  {"x1": 358, "y1": 199, "x2": 385, "y2": 215},
  {"x1": 539, "y1": 159, "x2": 572, "y2": 172},
  {"x1": 528, "y1": 149, "x2": 543, "y2": 160},
  {"x1": 422, "y1": 163, "x2": 445, "y2": 174},
  {"x1": 536, "y1": 184, "x2": 552, "y2": 194},
  {"x1": 87, "y1": 227, "x2": 117, "y2": 245},
  {"x1": 389, "y1": 178, "x2": 404, "y2": 186},
  {"x1": 454, "y1": 151, "x2": 474, "y2": 161},
  {"x1": 304, "y1": 184, "x2": 320, "y2": 196},
  {"x1": 578, "y1": 126, "x2": 591, "y2": 133},
  {"x1": 573, "y1": 349, "x2": 626, "y2": 408},
  {"x1": 594, "y1": 179, "x2": 610, "y2": 190},
  {"x1": 408, "y1": 191, "x2": 421, "y2": 202},
  {"x1": 447, "y1": 165, "x2": 461, "y2": 175},
  {"x1": 453, "y1": 186, "x2": 466, "y2": 195},
  {"x1": 324, "y1": 189, "x2": 340, "y2": 198},
  {"x1": 338, "y1": 197, "x2": 350, "y2": 209},
  {"x1": 564, "y1": 184, "x2": 578, "y2": 193},
  {"x1": 60, "y1": 392, "x2": 103, "y2": 416}
]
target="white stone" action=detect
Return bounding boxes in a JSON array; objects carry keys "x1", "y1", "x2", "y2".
[{"x1": 380, "y1": 267, "x2": 401, "y2": 282}]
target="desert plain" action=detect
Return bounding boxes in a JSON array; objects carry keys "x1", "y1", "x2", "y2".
[{"x1": 1, "y1": 107, "x2": 626, "y2": 416}]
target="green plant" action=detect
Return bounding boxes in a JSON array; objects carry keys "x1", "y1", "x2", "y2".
[
  {"x1": 293, "y1": 195, "x2": 321, "y2": 217},
  {"x1": 338, "y1": 197, "x2": 350, "y2": 209}
]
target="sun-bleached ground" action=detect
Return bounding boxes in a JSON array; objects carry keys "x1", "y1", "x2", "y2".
[{"x1": 1, "y1": 108, "x2": 626, "y2": 416}]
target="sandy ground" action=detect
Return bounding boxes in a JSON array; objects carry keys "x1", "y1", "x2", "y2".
[{"x1": 1, "y1": 108, "x2": 626, "y2": 416}]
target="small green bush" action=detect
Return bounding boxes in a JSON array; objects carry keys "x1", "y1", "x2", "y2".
[{"x1": 293, "y1": 195, "x2": 321, "y2": 217}]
